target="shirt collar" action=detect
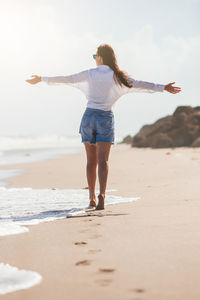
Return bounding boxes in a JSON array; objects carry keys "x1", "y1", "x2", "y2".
[{"x1": 97, "y1": 64, "x2": 110, "y2": 69}]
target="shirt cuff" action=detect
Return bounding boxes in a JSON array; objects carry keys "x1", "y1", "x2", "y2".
[
  {"x1": 156, "y1": 84, "x2": 165, "y2": 92},
  {"x1": 41, "y1": 76, "x2": 48, "y2": 82}
]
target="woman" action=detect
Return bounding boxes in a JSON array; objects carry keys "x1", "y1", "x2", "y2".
[{"x1": 26, "y1": 43, "x2": 181, "y2": 210}]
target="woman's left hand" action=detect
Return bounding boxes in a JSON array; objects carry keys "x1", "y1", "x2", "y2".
[{"x1": 164, "y1": 82, "x2": 181, "y2": 94}]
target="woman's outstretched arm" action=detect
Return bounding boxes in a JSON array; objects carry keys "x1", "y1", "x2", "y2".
[
  {"x1": 25, "y1": 69, "x2": 89, "y2": 85},
  {"x1": 122, "y1": 78, "x2": 181, "y2": 94}
]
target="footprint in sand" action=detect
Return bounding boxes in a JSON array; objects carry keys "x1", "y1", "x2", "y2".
[
  {"x1": 75, "y1": 260, "x2": 91, "y2": 266},
  {"x1": 99, "y1": 268, "x2": 115, "y2": 273},
  {"x1": 130, "y1": 288, "x2": 145, "y2": 293},
  {"x1": 95, "y1": 268, "x2": 115, "y2": 287},
  {"x1": 74, "y1": 241, "x2": 87, "y2": 246},
  {"x1": 88, "y1": 249, "x2": 102, "y2": 254},
  {"x1": 83, "y1": 219, "x2": 101, "y2": 226}
]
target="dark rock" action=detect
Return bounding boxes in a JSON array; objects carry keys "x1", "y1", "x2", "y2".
[
  {"x1": 173, "y1": 112, "x2": 188, "y2": 127},
  {"x1": 192, "y1": 137, "x2": 200, "y2": 147},
  {"x1": 193, "y1": 106, "x2": 200, "y2": 111},
  {"x1": 173, "y1": 106, "x2": 194, "y2": 116},
  {"x1": 119, "y1": 135, "x2": 132, "y2": 144},
  {"x1": 132, "y1": 135, "x2": 147, "y2": 147},
  {"x1": 168, "y1": 126, "x2": 195, "y2": 147},
  {"x1": 188, "y1": 112, "x2": 200, "y2": 125},
  {"x1": 121, "y1": 106, "x2": 200, "y2": 148},
  {"x1": 148, "y1": 133, "x2": 174, "y2": 148}
]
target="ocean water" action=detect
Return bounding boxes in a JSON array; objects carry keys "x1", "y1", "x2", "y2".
[
  {"x1": 0, "y1": 135, "x2": 83, "y2": 166},
  {"x1": 0, "y1": 134, "x2": 82, "y2": 151},
  {"x1": 0, "y1": 169, "x2": 24, "y2": 187},
  {"x1": 0, "y1": 133, "x2": 122, "y2": 152},
  {"x1": 0, "y1": 134, "x2": 83, "y2": 187}
]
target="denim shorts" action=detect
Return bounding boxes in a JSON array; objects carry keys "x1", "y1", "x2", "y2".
[{"x1": 79, "y1": 107, "x2": 115, "y2": 145}]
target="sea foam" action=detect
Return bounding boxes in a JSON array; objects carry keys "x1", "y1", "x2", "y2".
[
  {"x1": 0, "y1": 187, "x2": 140, "y2": 237},
  {"x1": 0, "y1": 263, "x2": 42, "y2": 295}
]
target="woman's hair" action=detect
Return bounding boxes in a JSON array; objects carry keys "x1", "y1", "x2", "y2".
[{"x1": 97, "y1": 44, "x2": 133, "y2": 88}]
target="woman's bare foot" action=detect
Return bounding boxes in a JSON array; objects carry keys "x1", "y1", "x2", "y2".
[
  {"x1": 96, "y1": 194, "x2": 105, "y2": 210},
  {"x1": 89, "y1": 199, "x2": 96, "y2": 207}
]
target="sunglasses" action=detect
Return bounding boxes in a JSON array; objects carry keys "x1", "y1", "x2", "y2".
[{"x1": 92, "y1": 54, "x2": 98, "y2": 59}]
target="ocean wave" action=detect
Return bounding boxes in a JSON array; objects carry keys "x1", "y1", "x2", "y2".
[
  {"x1": 0, "y1": 263, "x2": 42, "y2": 295},
  {"x1": 0, "y1": 187, "x2": 140, "y2": 237}
]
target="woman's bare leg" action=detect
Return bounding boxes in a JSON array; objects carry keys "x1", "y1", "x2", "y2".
[
  {"x1": 96, "y1": 142, "x2": 112, "y2": 210},
  {"x1": 84, "y1": 142, "x2": 97, "y2": 207}
]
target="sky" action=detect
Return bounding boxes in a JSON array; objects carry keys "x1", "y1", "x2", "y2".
[{"x1": 0, "y1": 0, "x2": 199, "y2": 140}]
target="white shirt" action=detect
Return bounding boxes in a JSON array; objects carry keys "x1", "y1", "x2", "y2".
[{"x1": 41, "y1": 65, "x2": 165, "y2": 111}]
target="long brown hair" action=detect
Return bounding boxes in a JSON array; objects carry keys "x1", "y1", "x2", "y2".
[{"x1": 97, "y1": 44, "x2": 133, "y2": 88}]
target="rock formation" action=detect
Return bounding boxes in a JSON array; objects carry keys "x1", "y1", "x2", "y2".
[{"x1": 120, "y1": 106, "x2": 200, "y2": 148}]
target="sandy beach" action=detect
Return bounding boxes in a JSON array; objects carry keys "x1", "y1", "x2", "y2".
[{"x1": 1, "y1": 144, "x2": 200, "y2": 300}]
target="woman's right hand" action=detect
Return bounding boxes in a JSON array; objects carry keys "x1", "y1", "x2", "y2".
[
  {"x1": 164, "y1": 82, "x2": 181, "y2": 94},
  {"x1": 26, "y1": 75, "x2": 41, "y2": 85}
]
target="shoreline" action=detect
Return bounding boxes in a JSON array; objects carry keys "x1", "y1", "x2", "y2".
[
  {"x1": 0, "y1": 144, "x2": 200, "y2": 299},
  {"x1": 0, "y1": 145, "x2": 84, "y2": 187}
]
